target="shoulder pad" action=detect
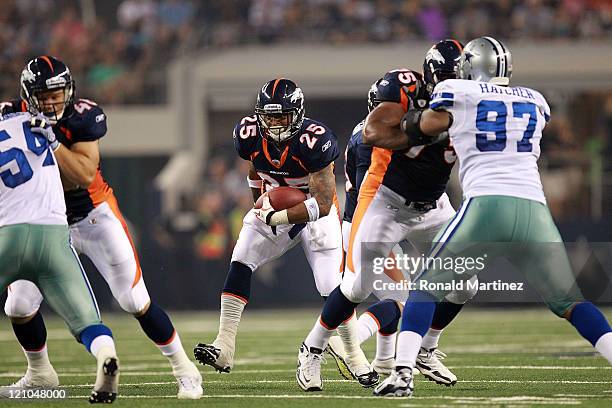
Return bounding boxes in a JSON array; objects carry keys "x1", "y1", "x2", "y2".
[
  {"x1": 297, "y1": 119, "x2": 339, "y2": 172},
  {"x1": 430, "y1": 80, "x2": 457, "y2": 111},
  {"x1": 233, "y1": 115, "x2": 259, "y2": 160},
  {"x1": 64, "y1": 99, "x2": 107, "y2": 141},
  {"x1": 377, "y1": 69, "x2": 427, "y2": 110}
]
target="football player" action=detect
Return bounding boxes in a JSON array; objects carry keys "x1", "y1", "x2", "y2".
[
  {"x1": 1, "y1": 56, "x2": 202, "y2": 399},
  {"x1": 193, "y1": 78, "x2": 378, "y2": 391},
  {"x1": 298, "y1": 40, "x2": 479, "y2": 390},
  {"x1": 0, "y1": 112, "x2": 118, "y2": 403},
  {"x1": 374, "y1": 36, "x2": 612, "y2": 397}
]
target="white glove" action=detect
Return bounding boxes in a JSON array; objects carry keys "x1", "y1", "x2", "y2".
[
  {"x1": 29, "y1": 116, "x2": 59, "y2": 151},
  {"x1": 254, "y1": 194, "x2": 289, "y2": 227}
]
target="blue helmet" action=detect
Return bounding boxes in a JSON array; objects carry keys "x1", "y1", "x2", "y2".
[
  {"x1": 255, "y1": 78, "x2": 305, "y2": 144},
  {"x1": 423, "y1": 39, "x2": 464, "y2": 93}
]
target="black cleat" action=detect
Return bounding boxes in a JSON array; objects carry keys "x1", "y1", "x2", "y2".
[
  {"x1": 356, "y1": 370, "x2": 380, "y2": 388},
  {"x1": 194, "y1": 343, "x2": 231, "y2": 373}
]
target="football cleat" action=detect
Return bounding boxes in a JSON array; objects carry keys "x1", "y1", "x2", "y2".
[
  {"x1": 0, "y1": 367, "x2": 59, "y2": 398},
  {"x1": 415, "y1": 347, "x2": 457, "y2": 386},
  {"x1": 326, "y1": 336, "x2": 379, "y2": 387},
  {"x1": 371, "y1": 357, "x2": 396, "y2": 376},
  {"x1": 296, "y1": 343, "x2": 323, "y2": 392},
  {"x1": 89, "y1": 357, "x2": 119, "y2": 404},
  {"x1": 193, "y1": 343, "x2": 232, "y2": 373},
  {"x1": 176, "y1": 374, "x2": 203, "y2": 400},
  {"x1": 326, "y1": 336, "x2": 353, "y2": 380},
  {"x1": 373, "y1": 367, "x2": 414, "y2": 397}
]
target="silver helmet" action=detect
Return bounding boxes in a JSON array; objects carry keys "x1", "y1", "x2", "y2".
[{"x1": 457, "y1": 36, "x2": 512, "y2": 86}]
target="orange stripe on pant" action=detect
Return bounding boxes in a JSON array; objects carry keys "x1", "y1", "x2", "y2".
[
  {"x1": 346, "y1": 147, "x2": 392, "y2": 274},
  {"x1": 104, "y1": 194, "x2": 143, "y2": 288}
]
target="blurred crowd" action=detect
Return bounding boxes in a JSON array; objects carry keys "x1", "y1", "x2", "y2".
[{"x1": 0, "y1": 0, "x2": 610, "y2": 104}]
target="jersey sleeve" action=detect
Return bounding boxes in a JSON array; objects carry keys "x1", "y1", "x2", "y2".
[
  {"x1": 534, "y1": 91, "x2": 551, "y2": 123},
  {"x1": 232, "y1": 116, "x2": 259, "y2": 160},
  {"x1": 376, "y1": 69, "x2": 427, "y2": 110},
  {"x1": 355, "y1": 142, "x2": 372, "y2": 191},
  {"x1": 429, "y1": 80, "x2": 457, "y2": 112},
  {"x1": 299, "y1": 122, "x2": 339, "y2": 173},
  {"x1": 68, "y1": 104, "x2": 107, "y2": 142},
  {"x1": 0, "y1": 99, "x2": 25, "y2": 116}
]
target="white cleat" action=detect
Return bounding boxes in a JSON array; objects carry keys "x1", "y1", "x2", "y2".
[
  {"x1": 371, "y1": 357, "x2": 395, "y2": 376},
  {"x1": 415, "y1": 347, "x2": 457, "y2": 386},
  {"x1": 90, "y1": 347, "x2": 119, "y2": 404},
  {"x1": 0, "y1": 368, "x2": 59, "y2": 398},
  {"x1": 193, "y1": 340, "x2": 234, "y2": 373},
  {"x1": 373, "y1": 367, "x2": 414, "y2": 397},
  {"x1": 177, "y1": 373, "x2": 203, "y2": 399},
  {"x1": 296, "y1": 343, "x2": 323, "y2": 392}
]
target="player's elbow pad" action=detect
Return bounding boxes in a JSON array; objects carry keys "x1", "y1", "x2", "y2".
[{"x1": 400, "y1": 109, "x2": 432, "y2": 146}]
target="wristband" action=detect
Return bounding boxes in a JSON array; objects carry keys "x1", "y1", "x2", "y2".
[
  {"x1": 247, "y1": 177, "x2": 263, "y2": 189},
  {"x1": 304, "y1": 197, "x2": 320, "y2": 222}
]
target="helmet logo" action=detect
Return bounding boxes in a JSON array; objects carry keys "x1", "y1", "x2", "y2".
[
  {"x1": 289, "y1": 88, "x2": 303, "y2": 103},
  {"x1": 426, "y1": 48, "x2": 446, "y2": 64},
  {"x1": 21, "y1": 69, "x2": 35, "y2": 84}
]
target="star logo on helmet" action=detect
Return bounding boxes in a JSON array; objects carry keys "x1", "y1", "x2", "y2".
[{"x1": 464, "y1": 51, "x2": 474, "y2": 63}]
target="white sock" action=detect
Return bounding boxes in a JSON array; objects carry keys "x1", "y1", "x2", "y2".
[
  {"x1": 375, "y1": 332, "x2": 396, "y2": 361},
  {"x1": 304, "y1": 317, "x2": 334, "y2": 351},
  {"x1": 395, "y1": 331, "x2": 423, "y2": 368},
  {"x1": 214, "y1": 293, "x2": 247, "y2": 347},
  {"x1": 162, "y1": 333, "x2": 196, "y2": 377},
  {"x1": 157, "y1": 331, "x2": 181, "y2": 356},
  {"x1": 24, "y1": 345, "x2": 52, "y2": 372},
  {"x1": 337, "y1": 313, "x2": 369, "y2": 368},
  {"x1": 358, "y1": 312, "x2": 379, "y2": 344},
  {"x1": 89, "y1": 335, "x2": 116, "y2": 359},
  {"x1": 421, "y1": 328, "x2": 443, "y2": 350},
  {"x1": 595, "y1": 332, "x2": 612, "y2": 364}
]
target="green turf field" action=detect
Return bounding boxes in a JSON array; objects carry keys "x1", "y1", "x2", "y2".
[{"x1": 1, "y1": 308, "x2": 611, "y2": 407}]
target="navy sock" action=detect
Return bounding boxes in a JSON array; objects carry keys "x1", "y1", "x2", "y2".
[
  {"x1": 135, "y1": 302, "x2": 175, "y2": 344},
  {"x1": 400, "y1": 290, "x2": 437, "y2": 336},
  {"x1": 569, "y1": 302, "x2": 612, "y2": 346},
  {"x1": 222, "y1": 261, "x2": 253, "y2": 302},
  {"x1": 365, "y1": 299, "x2": 401, "y2": 335},
  {"x1": 79, "y1": 324, "x2": 113, "y2": 352},
  {"x1": 320, "y1": 286, "x2": 358, "y2": 330},
  {"x1": 12, "y1": 312, "x2": 47, "y2": 351},
  {"x1": 431, "y1": 299, "x2": 465, "y2": 330}
]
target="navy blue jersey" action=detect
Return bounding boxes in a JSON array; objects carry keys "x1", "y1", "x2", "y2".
[
  {"x1": 1, "y1": 98, "x2": 113, "y2": 224},
  {"x1": 372, "y1": 69, "x2": 456, "y2": 202},
  {"x1": 233, "y1": 115, "x2": 339, "y2": 193},
  {"x1": 343, "y1": 119, "x2": 372, "y2": 222}
]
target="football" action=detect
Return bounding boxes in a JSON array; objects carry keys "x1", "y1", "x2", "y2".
[{"x1": 254, "y1": 186, "x2": 307, "y2": 210}]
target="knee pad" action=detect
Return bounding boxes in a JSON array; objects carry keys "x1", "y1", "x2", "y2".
[
  {"x1": 116, "y1": 280, "x2": 151, "y2": 314},
  {"x1": 4, "y1": 284, "x2": 43, "y2": 318},
  {"x1": 445, "y1": 275, "x2": 478, "y2": 305}
]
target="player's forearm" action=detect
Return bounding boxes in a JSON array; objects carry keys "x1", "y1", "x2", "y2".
[
  {"x1": 362, "y1": 120, "x2": 410, "y2": 150},
  {"x1": 54, "y1": 145, "x2": 97, "y2": 187}
]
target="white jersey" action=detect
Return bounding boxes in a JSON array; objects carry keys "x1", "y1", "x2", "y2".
[
  {"x1": 0, "y1": 113, "x2": 66, "y2": 226},
  {"x1": 430, "y1": 79, "x2": 550, "y2": 204}
]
